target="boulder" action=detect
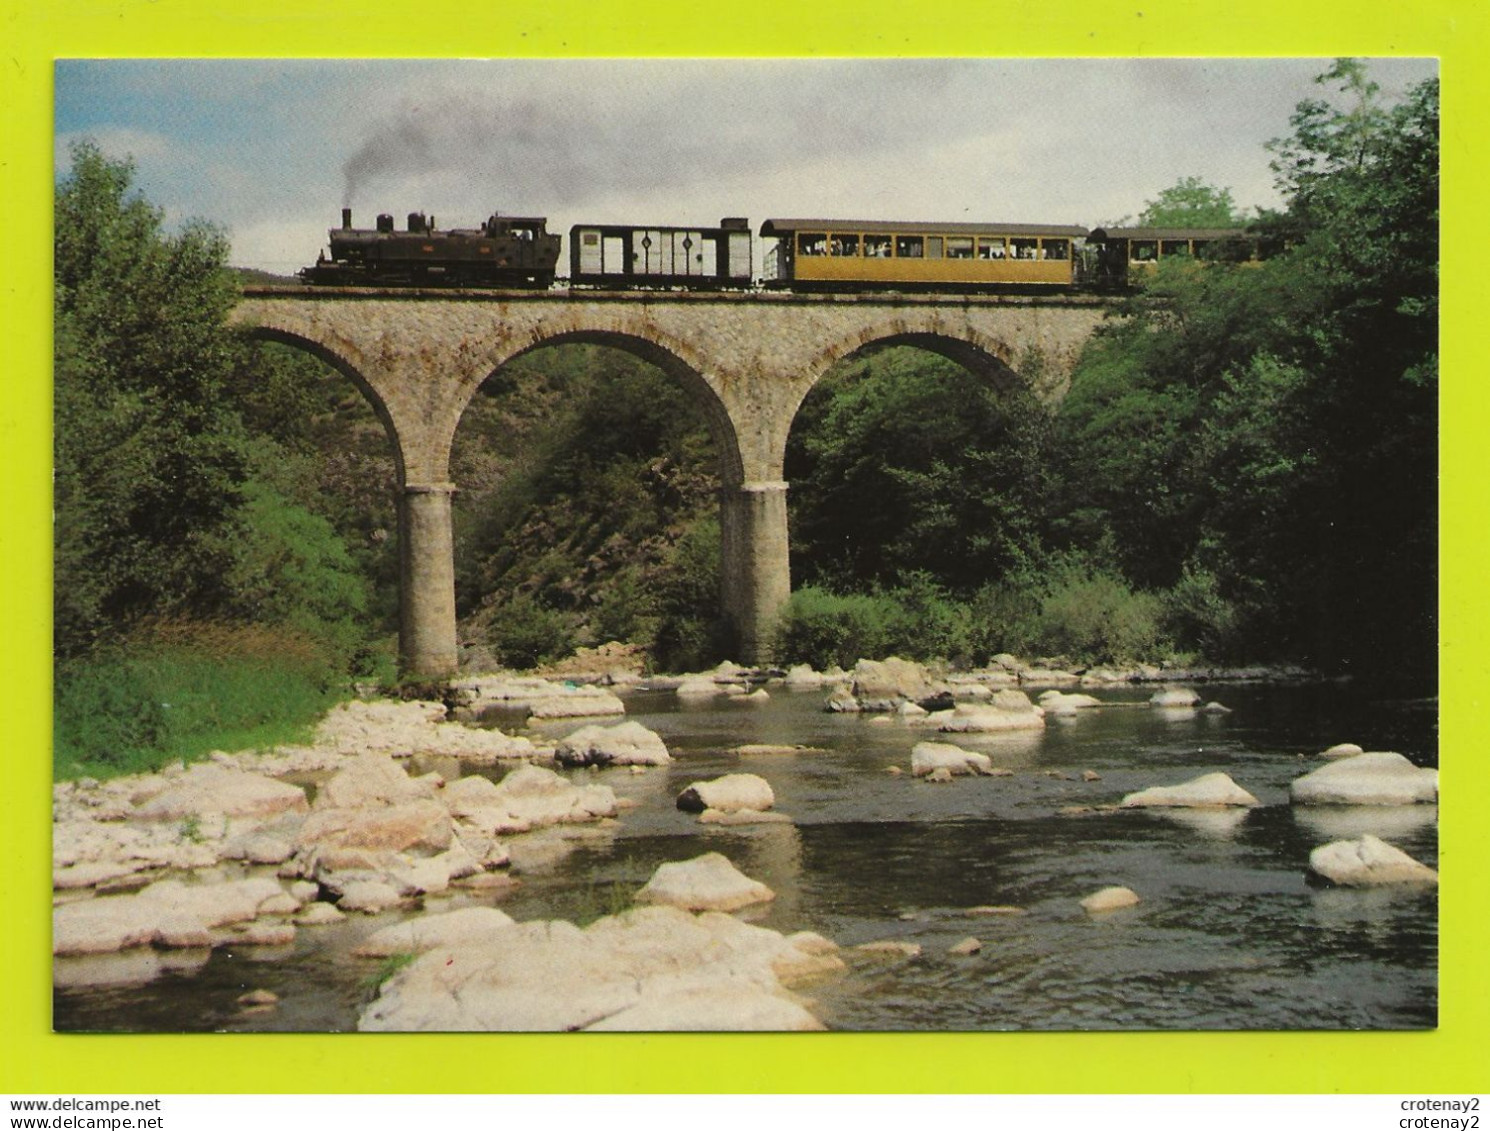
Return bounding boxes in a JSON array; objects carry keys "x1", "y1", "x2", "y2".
[
  {"x1": 353, "y1": 906, "x2": 517, "y2": 956},
  {"x1": 525, "y1": 688, "x2": 626, "y2": 720},
  {"x1": 295, "y1": 902, "x2": 346, "y2": 926},
  {"x1": 1290, "y1": 752, "x2": 1438, "y2": 806},
  {"x1": 782, "y1": 665, "x2": 825, "y2": 689},
  {"x1": 53, "y1": 898, "x2": 187, "y2": 956},
  {"x1": 233, "y1": 922, "x2": 296, "y2": 947},
  {"x1": 849, "y1": 657, "x2": 947, "y2": 711},
  {"x1": 220, "y1": 831, "x2": 296, "y2": 866},
  {"x1": 1150, "y1": 687, "x2": 1201, "y2": 708},
  {"x1": 296, "y1": 799, "x2": 454, "y2": 855},
  {"x1": 675, "y1": 675, "x2": 722, "y2": 698},
  {"x1": 676, "y1": 773, "x2": 775, "y2": 814},
  {"x1": 1121, "y1": 772, "x2": 1260, "y2": 809},
  {"x1": 337, "y1": 880, "x2": 406, "y2": 914},
  {"x1": 52, "y1": 877, "x2": 291, "y2": 955},
  {"x1": 1018, "y1": 669, "x2": 1080, "y2": 686},
  {"x1": 358, "y1": 906, "x2": 833, "y2": 1031},
  {"x1": 1321, "y1": 743, "x2": 1366, "y2": 760},
  {"x1": 1080, "y1": 886, "x2": 1141, "y2": 913},
  {"x1": 439, "y1": 774, "x2": 506, "y2": 817},
  {"x1": 314, "y1": 754, "x2": 432, "y2": 811},
  {"x1": 584, "y1": 983, "x2": 823, "y2": 1032},
  {"x1": 1308, "y1": 835, "x2": 1438, "y2": 887},
  {"x1": 936, "y1": 700, "x2": 1046, "y2": 733},
  {"x1": 314, "y1": 698, "x2": 540, "y2": 763},
  {"x1": 132, "y1": 765, "x2": 308, "y2": 822},
  {"x1": 1038, "y1": 691, "x2": 1103, "y2": 714},
  {"x1": 633, "y1": 853, "x2": 775, "y2": 912},
  {"x1": 492, "y1": 764, "x2": 618, "y2": 828},
  {"x1": 910, "y1": 742, "x2": 993, "y2": 778},
  {"x1": 555, "y1": 721, "x2": 670, "y2": 767}
]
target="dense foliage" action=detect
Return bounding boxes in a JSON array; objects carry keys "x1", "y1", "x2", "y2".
[
  {"x1": 54, "y1": 144, "x2": 393, "y2": 775},
  {"x1": 1052, "y1": 64, "x2": 1437, "y2": 676},
  {"x1": 452, "y1": 345, "x2": 725, "y2": 671},
  {"x1": 785, "y1": 348, "x2": 1053, "y2": 595}
]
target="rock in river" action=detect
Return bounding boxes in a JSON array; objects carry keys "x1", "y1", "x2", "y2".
[
  {"x1": 1290, "y1": 752, "x2": 1437, "y2": 806},
  {"x1": 555, "y1": 720, "x2": 670, "y2": 767},
  {"x1": 1121, "y1": 772, "x2": 1260, "y2": 809},
  {"x1": 1308, "y1": 835, "x2": 1438, "y2": 887},
  {"x1": 676, "y1": 773, "x2": 775, "y2": 814},
  {"x1": 910, "y1": 742, "x2": 993, "y2": 778},
  {"x1": 358, "y1": 905, "x2": 832, "y2": 1031},
  {"x1": 1080, "y1": 886, "x2": 1141, "y2": 913},
  {"x1": 633, "y1": 852, "x2": 775, "y2": 912}
]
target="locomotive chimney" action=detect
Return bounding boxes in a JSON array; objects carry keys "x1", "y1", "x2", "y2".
[{"x1": 342, "y1": 208, "x2": 352, "y2": 230}]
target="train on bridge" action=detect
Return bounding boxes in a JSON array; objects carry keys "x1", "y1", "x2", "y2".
[{"x1": 299, "y1": 207, "x2": 1267, "y2": 293}]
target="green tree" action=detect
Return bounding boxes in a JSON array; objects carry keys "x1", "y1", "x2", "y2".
[
  {"x1": 1137, "y1": 176, "x2": 1247, "y2": 227},
  {"x1": 785, "y1": 347, "x2": 1052, "y2": 596},
  {"x1": 1054, "y1": 62, "x2": 1437, "y2": 675},
  {"x1": 54, "y1": 142, "x2": 249, "y2": 655},
  {"x1": 55, "y1": 143, "x2": 382, "y2": 667}
]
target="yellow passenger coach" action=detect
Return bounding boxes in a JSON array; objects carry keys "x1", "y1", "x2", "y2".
[{"x1": 760, "y1": 218, "x2": 1089, "y2": 290}]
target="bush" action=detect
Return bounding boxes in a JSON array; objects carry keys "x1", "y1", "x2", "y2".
[
  {"x1": 967, "y1": 556, "x2": 1173, "y2": 667},
  {"x1": 479, "y1": 592, "x2": 576, "y2": 670},
  {"x1": 1035, "y1": 565, "x2": 1169, "y2": 664},
  {"x1": 54, "y1": 621, "x2": 347, "y2": 779},
  {"x1": 1162, "y1": 563, "x2": 1241, "y2": 661},
  {"x1": 775, "y1": 587, "x2": 893, "y2": 671},
  {"x1": 774, "y1": 580, "x2": 974, "y2": 670}
]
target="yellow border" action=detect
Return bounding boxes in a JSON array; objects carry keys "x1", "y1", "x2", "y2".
[{"x1": 4, "y1": 0, "x2": 1486, "y2": 1096}]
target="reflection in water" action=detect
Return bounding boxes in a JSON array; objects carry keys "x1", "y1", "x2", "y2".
[
  {"x1": 1292, "y1": 804, "x2": 1439, "y2": 844},
  {"x1": 1146, "y1": 807, "x2": 1251, "y2": 839},
  {"x1": 53, "y1": 681, "x2": 1438, "y2": 1032}
]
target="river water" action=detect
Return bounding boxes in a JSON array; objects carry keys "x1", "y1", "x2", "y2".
[{"x1": 54, "y1": 681, "x2": 1438, "y2": 1032}]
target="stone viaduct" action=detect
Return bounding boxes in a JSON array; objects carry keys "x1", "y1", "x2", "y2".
[{"x1": 231, "y1": 287, "x2": 1113, "y2": 677}]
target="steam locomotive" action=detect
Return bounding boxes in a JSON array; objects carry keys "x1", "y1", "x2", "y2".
[{"x1": 300, "y1": 209, "x2": 1263, "y2": 292}]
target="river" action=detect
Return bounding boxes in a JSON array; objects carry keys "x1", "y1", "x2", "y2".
[{"x1": 53, "y1": 681, "x2": 1438, "y2": 1032}]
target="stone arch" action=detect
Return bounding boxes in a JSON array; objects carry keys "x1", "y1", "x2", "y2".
[
  {"x1": 455, "y1": 323, "x2": 746, "y2": 489},
  {"x1": 237, "y1": 325, "x2": 409, "y2": 484},
  {"x1": 802, "y1": 315, "x2": 1019, "y2": 399}
]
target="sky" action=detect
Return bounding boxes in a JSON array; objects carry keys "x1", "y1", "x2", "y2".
[{"x1": 54, "y1": 58, "x2": 1438, "y2": 275}]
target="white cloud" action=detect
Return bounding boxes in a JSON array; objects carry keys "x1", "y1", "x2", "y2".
[
  {"x1": 54, "y1": 127, "x2": 172, "y2": 173},
  {"x1": 230, "y1": 217, "x2": 338, "y2": 276}
]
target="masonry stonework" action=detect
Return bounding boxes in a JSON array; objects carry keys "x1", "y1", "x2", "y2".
[{"x1": 232, "y1": 289, "x2": 1111, "y2": 676}]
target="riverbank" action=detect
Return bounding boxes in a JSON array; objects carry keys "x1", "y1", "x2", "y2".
[{"x1": 53, "y1": 660, "x2": 1438, "y2": 1032}]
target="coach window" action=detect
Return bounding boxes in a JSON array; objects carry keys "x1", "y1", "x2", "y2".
[
  {"x1": 1131, "y1": 240, "x2": 1158, "y2": 262},
  {"x1": 829, "y1": 234, "x2": 861, "y2": 256},
  {"x1": 977, "y1": 236, "x2": 1006, "y2": 259},
  {"x1": 896, "y1": 235, "x2": 924, "y2": 258},
  {"x1": 1042, "y1": 238, "x2": 1070, "y2": 261},
  {"x1": 1011, "y1": 237, "x2": 1038, "y2": 260},
  {"x1": 1161, "y1": 239, "x2": 1191, "y2": 257},
  {"x1": 798, "y1": 233, "x2": 828, "y2": 256},
  {"x1": 947, "y1": 237, "x2": 974, "y2": 259},
  {"x1": 925, "y1": 236, "x2": 944, "y2": 259},
  {"x1": 864, "y1": 234, "x2": 892, "y2": 258}
]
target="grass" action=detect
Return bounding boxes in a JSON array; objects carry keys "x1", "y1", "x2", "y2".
[
  {"x1": 53, "y1": 621, "x2": 358, "y2": 781},
  {"x1": 360, "y1": 952, "x2": 419, "y2": 994}
]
